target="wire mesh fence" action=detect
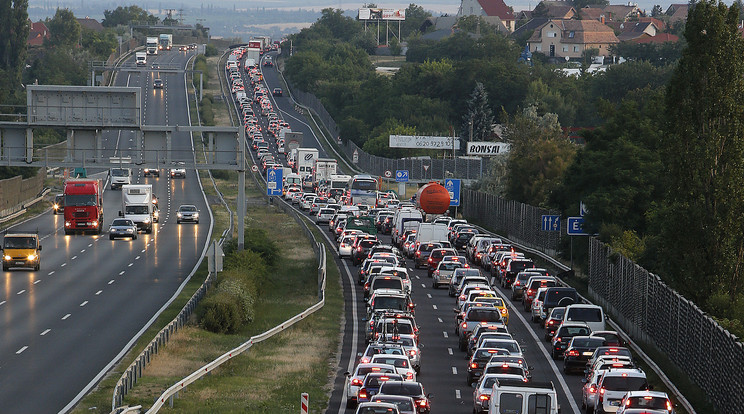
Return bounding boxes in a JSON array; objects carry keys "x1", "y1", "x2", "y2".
[{"x1": 588, "y1": 238, "x2": 744, "y2": 413}]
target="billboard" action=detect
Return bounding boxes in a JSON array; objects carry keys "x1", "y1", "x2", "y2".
[
  {"x1": 27, "y1": 85, "x2": 141, "y2": 128},
  {"x1": 358, "y1": 8, "x2": 406, "y2": 21},
  {"x1": 389, "y1": 135, "x2": 460, "y2": 150},
  {"x1": 466, "y1": 141, "x2": 511, "y2": 156}
]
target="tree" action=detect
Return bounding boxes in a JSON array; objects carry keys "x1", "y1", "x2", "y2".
[
  {"x1": 460, "y1": 82, "x2": 494, "y2": 142},
  {"x1": 102, "y1": 6, "x2": 158, "y2": 27},
  {"x1": 651, "y1": 4, "x2": 664, "y2": 16},
  {"x1": 401, "y1": 4, "x2": 432, "y2": 39},
  {"x1": 655, "y1": 0, "x2": 744, "y2": 305},
  {"x1": 572, "y1": 0, "x2": 609, "y2": 9},
  {"x1": 0, "y1": 0, "x2": 28, "y2": 98},
  {"x1": 47, "y1": 9, "x2": 80, "y2": 48}
]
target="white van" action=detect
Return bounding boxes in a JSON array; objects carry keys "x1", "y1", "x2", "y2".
[
  {"x1": 489, "y1": 379, "x2": 560, "y2": 414},
  {"x1": 564, "y1": 304, "x2": 606, "y2": 332}
]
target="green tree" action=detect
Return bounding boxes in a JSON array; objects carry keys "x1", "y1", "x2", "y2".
[
  {"x1": 80, "y1": 28, "x2": 117, "y2": 59},
  {"x1": 460, "y1": 82, "x2": 494, "y2": 142},
  {"x1": 47, "y1": 9, "x2": 80, "y2": 48},
  {"x1": 655, "y1": 0, "x2": 744, "y2": 304},
  {"x1": 102, "y1": 6, "x2": 158, "y2": 27},
  {"x1": 572, "y1": 0, "x2": 609, "y2": 9},
  {"x1": 456, "y1": 15, "x2": 500, "y2": 36},
  {"x1": 504, "y1": 106, "x2": 576, "y2": 207},
  {"x1": 0, "y1": 0, "x2": 29, "y2": 99},
  {"x1": 651, "y1": 4, "x2": 664, "y2": 17},
  {"x1": 401, "y1": 4, "x2": 431, "y2": 39}
]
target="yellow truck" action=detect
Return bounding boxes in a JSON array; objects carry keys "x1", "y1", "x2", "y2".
[{"x1": 2, "y1": 233, "x2": 41, "y2": 271}]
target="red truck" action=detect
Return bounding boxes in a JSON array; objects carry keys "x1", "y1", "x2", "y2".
[{"x1": 63, "y1": 179, "x2": 104, "y2": 235}]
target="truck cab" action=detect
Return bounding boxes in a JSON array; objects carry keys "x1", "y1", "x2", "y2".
[
  {"x1": 2, "y1": 233, "x2": 41, "y2": 271},
  {"x1": 109, "y1": 157, "x2": 132, "y2": 190}
]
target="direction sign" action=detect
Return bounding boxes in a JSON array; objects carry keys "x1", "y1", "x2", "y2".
[
  {"x1": 541, "y1": 215, "x2": 560, "y2": 232},
  {"x1": 267, "y1": 167, "x2": 283, "y2": 196},
  {"x1": 567, "y1": 217, "x2": 589, "y2": 235},
  {"x1": 444, "y1": 178, "x2": 461, "y2": 207},
  {"x1": 395, "y1": 170, "x2": 409, "y2": 182},
  {"x1": 384, "y1": 170, "x2": 392, "y2": 178}
]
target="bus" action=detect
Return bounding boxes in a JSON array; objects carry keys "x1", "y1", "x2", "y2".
[{"x1": 348, "y1": 174, "x2": 378, "y2": 206}]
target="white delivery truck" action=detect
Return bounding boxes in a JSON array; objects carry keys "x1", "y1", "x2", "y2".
[
  {"x1": 416, "y1": 223, "x2": 449, "y2": 245},
  {"x1": 146, "y1": 37, "x2": 159, "y2": 55},
  {"x1": 296, "y1": 148, "x2": 319, "y2": 179},
  {"x1": 109, "y1": 156, "x2": 132, "y2": 190},
  {"x1": 159, "y1": 33, "x2": 172, "y2": 51},
  {"x1": 285, "y1": 132, "x2": 303, "y2": 157},
  {"x1": 135, "y1": 52, "x2": 147, "y2": 66},
  {"x1": 488, "y1": 380, "x2": 560, "y2": 414},
  {"x1": 313, "y1": 158, "x2": 338, "y2": 188},
  {"x1": 393, "y1": 208, "x2": 424, "y2": 245},
  {"x1": 120, "y1": 184, "x2": 154, "y2": 233}
]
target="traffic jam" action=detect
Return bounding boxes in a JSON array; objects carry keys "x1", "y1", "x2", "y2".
[{"x1": 226, "y1": 46, "x2": 677, "y2": 414}]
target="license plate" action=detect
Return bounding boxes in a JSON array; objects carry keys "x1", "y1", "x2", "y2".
[
  {"x1": 610, "y1": 400, "x2": 621, "y2": 406},
  {"x1": 15, "y1": 262, "x2": 24, "y2": 265},
  {"x1": 583, "y1": 351, "x2": 593, "y2": 356}
]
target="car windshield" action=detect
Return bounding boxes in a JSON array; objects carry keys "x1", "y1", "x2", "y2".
[
  {"x1": 571, "y1": 337, "x2": 606, "y2": 348},
  {"x1": 126, "y1": 205, "x2": 149, "y2": 215},
  {"x1": 373, "y1": 297, "x2": 408, "y2": 311},
  {"x1": 111, "y1": 168, "x2": 128, "y2": 176},
  {"x1": 361, "y1": 240, "x2": 377, "y2": 248},
  {"x1": 112, "y1": 219, "x2": 133, "y2": 226},
  {"x1": 482, "y1": 341, "x2": 519, "y2": 354},
  {"x1": 567, "y1": 308, "x2": 603, "y2": 322},
  {"x1": 468, "y1": 309, "x2": 501, "y2": 322},
  {"x1": 379, "y1": 322, "x2": 414, "y2": 335},
  {"x1": 374, "y1": 397, "x2": 414, "y2": 411},
  {"x1": 372, "y1": 357, "x2": 408, "y2": 368},
  {"x1": 65, "y1": 194, "x2": 96, "y2": 206},
  {"x1": 358, "y1": 366, "x2": 395, "y2": 376},
  {"x1": 179, "y1": 205, "x2": 197, "y2": 212},
  {"x1": 626, "y1": 396, "x2": 669, "y2": 409},
  {"x1": 602, "y1": 376, "x2": 648, "y2": 391},
  {"x1": 4, "y1": 237, "x2": 36, "y2": 249},
  {"x1": 474, "y1": 349, "x2": 508, "y2": 359},
  {"x1": 380, "y1": 382, "x2": 422, "y2": 396},
  {"x1": 560, "y1": 326, "x2": 591, "y2": 336}
]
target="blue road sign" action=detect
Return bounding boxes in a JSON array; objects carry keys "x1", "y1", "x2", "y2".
[
  {"x1": 444, "y1": 179, "x2": 461, "y2": 207},
  {"x1": 541, "y1": 215, "x2": 560, "y2": 232},
  {"x1": 567, "y1": 217, "x2": 589, "y2": 236},
  {"x1": 395, "y1": 170, "x2": 409, "y2": 182},
  {"x1": 267, "y1": 168, "x2": 283, "y2": 196}
]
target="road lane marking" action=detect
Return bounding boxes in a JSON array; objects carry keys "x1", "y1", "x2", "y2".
[
  {"x1": 432, "y1": 305, "x2": 437, "y2": 310},
  {"x1": 427, "y1": 294, "x2": 432, "y2": 298},
  {"x1": 455, "y1": 389, "x2": 461, "y2": 399},
  {"x1": 62, "y1": 314, "x2": 70, "y2": 320},
  {"x1": 40, "y1": 329, "x2": 51, "y2": 336},
  {"x1": 34, "y1": 280, "x2": 40, "y2": 284},
  {"x1": 448, "y1": 348, "x2": 453, "y2": 355},
  {"x1": 16, "y1": 346, "x2": 28, "y2": 354},
  {"x1": 95, "y1": 290, "x2": 102, "y2": 295},
  {"x1": 71, "y1": 256, "x2": 77, "y2": 260},
  {"x1": 135, "y1": 256, "x2": 140, "y2": 260},
  {"x1": 128, "y1": 263, "x2": 133, "y2": 267},
  {"x1": 0, "y1": 301, "x2": 5, "y2": 306},
  {"x1": 438, "y1": 318, "x2": 443, "y2": 323},
  {"x1": 17, "y1": 290, "x2": 25, "y2": 295},
  {"x1": 61, "y1": 263, "x2": 66, "y2": 267},
  {"x1": 80, "y1": 301, "x2": 88, "y2": 307},
  {"x1": 421, "y1": 283, "x2": 426, "y2": 288},
  {"x1": 108, "y1": 280, "x2": 115, "y2": 285},
  {"x1": 443, "y1": 331, "x2": 448, "y2": 338},
  {"x1": 141, "y1": 249, "x2": 146, "y2": 253},
  {"x1": 80, "y1": 249, "x2": 85, "y2": 253},
  {"x1": 415, "y1": 275, "x2": 420, "y2": 280},
  {"x1": 48, "y1": 271, "x2": 54, "y2": 275},
  {"x1": 452, "y1": 367, "x2": 458, "y2": 375},
  {"x1": 119, "y1": 271, "x2": 125, "y2": 275},
  {"x1": 88, "y1": 244, "x2": 93, "y2": 247}
]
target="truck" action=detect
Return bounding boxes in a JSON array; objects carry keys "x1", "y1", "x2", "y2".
[
  {"x1": 392, "y1": 208, "x2": 423, "y2": 245},
  {"x1": 63, "y1": 179, "x2": 104, "y2": 235},
  {"x1": 415, "y1": 223, "x2": 448, "y2": 245},
  {"x1": 146, "y1": 37, "x2": 159, "y2": 55},
  {"x1": 329, "y1": 174, "x2": 351, "y2": 200},
  {"x1": 135, "y1": 52, "x2": 147, "y2": 66},
  {"x1": 109, "y1": 156, "x2": 132, "y2": 190},
  {"x1": 284, "y1": 131, "x2": 303, "y2": 156},
  {"x1": 296, "y1": 147, "x2": 319, "y2": 178},
  {"x1": 159, "y1": 33, "x2": 172, "y2": 51},
  {"x1": 120, "y1": 184, "x2": 154, "y2": 233},
  {"x1": 488, "y1": 380, "x2": 559, "y2": 414},
  {"x1": 2, "y1": 232, "x2": 41, "y2": 271},
  {"x1": 313, "y1": 158, "x2": 338, "y2": 188}
]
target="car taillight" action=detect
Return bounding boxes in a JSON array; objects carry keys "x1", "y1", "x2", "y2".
[
  {"x1": 555, "y1": 337, "x2": 561, "y2": 342},
  {"x1": 599, "y1": 387, "x2": 605, "y2": 395},
  {"x1": 478, "y1": 394, "x2": 490, "y2": 401},
  {"x1": 360, "y1": 357, "x2": 370, "y2": 363},
  {"x1": 418, "y1": 399, "x2": 427, "y2": 407},
  {"x1": 527, "y1": 289, "x2": 533, "y2": 295},
  {"x1": 500, "y1": 308, "x2": 507, "y2": 316},
  {"x1": 548, "y1": 320, "x2": 554, "y2": 325},
  {"x1": 588, "y1": 385, "x2": 597, "y2": 393},
  {"x1": 358, "y1": 389, "x2": 367, "y2": 399},
  {"x1": 470, "y1": 362, "x2": 478, "y2": 369},
  {"x1": 567, "y1": 350, "x2": 579, "y2": 357},
  {"x1": 459, "y1": 295, "x2": 465, "y2": 300},
  {"x1": 461, "y1": 322, "x2": 467, "y2": 329},
  {"x1": 357, "y1": 247, "x2": 362, "y2": 251},
  {"x1": 409, "y1": 350, "x2": 416, "y2": 356},
  {"x1": 428, "y1": 258, "x2": 432, "y2": 262},
  {"x1": 406, "y1": 372, "x2": 413, "y2": 380},
  {"x1": 351, "y1": 378, "x2": 362, "y2": 386}
]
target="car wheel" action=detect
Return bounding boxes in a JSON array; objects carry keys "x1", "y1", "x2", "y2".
[
  {"x1": 563, "y1": 364, "x2": 569, "y2": 374},
  {"x1": 2, "y1": 265, "x2": 7, "y2": 271},
  {"x1": 432, "y1": 281, "x2": 437, "y2": 289},
  {"x1": 146, "y1": 228, "x2": 152, "y2": 234},
  {"x1": 109, "y1": 235, "x2": 114, "y2": 240},
  {"x1": 195, "y1": 220, "x2": 199, "y2": 224},
  {"x1": 458, "y1": 336, "x2": 467, "y2": 352},
  {"x1": 34, "y1": 264, "x2": 40, "y2": 271},
  {"x1": 345, "y1": 398, "x2": 355, "y2": 409},
  {"x1": 133, "y1": 234, "x2": 138, "y2": 240},
  {"x1": 177, "y1": 220, "x2": 181, "y2": 224},
  {"x1": 585, "y1": 405, "x2": 594, "y2": 414},
  {"x1": 551, "y1": 349, "x2": 557, "y2": 360}
]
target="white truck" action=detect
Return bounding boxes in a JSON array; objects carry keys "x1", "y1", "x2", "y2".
[
  {"x1": 159, "y1": 34, "x2": 172, "y2": 51},
  {"x1": 120, "y1": 184, "x2": 155, "y2": 233},
  {"x1": 488, "y1": 380, "x2": 559, "y2": 414},
  {"x1": 109, "y1": 156, "x2": 132, "y2": 190},
  {"x1": 146, "y1": 37, "x2": 159, "y2": 55},
  {"x1": 135, "y1": 52, "x2": 147, "y2": 66},
  {"x1": 415, "y1": 223, "x2": 449, "y2": 245},
  {"x1": 296, "y1": 148, "x2": 319, "y2": 179},
  {"x1": 393, "y1": 208, "x2": 424, "y2": 245},
  {"x1": 313, "y1": 158, "x2": 338, "y2": 187}
]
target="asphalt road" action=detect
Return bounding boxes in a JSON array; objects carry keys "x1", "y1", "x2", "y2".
[
  {"x1": 0, "y1": 49, "x2": 211, "y2": 413},
  {"x1": 238, "y1": 49, "x2": 588, "y2": 414}
]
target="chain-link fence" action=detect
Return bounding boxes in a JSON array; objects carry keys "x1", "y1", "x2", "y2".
[
  {"x1": 588, "y1": 238, "x2": 744, "y2": 413},
  {"x1": 290, "y1": 86, "x2": 491, "y2": 180},
  {"x1": 460, "y1": 188, "x2": 562, "y2": 256}
]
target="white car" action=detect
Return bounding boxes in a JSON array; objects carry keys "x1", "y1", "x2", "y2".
[
  {"x1": 339, "y1": 235, "x2": 356, "y2": 258},
  {"x1": 473, "y1": 373, "x2": 527, "y2": 414},
  {"x1": 316, "y1": 208, "x2": 335, "y2": 224},
  {"x1": 344, "y1": 363, "x2": 397, "y2": 408},
  {"x1": 300, "y1": 193, "x2": 317, "y2": 210},
  {"x1": 169, "y1": 162, "x2": 186, "y2": 178},
  {"x1": 369, "y1": 354, "x2": 416, "y2": 382},
  {"x1": 378, "y1": 334, "x2": 421, "y2": 373}
]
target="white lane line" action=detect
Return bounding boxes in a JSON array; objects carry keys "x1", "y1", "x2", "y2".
[
  {"x1": 415, "y1": 275, "x2": 420, "y2": 280},
  {"x1": 108, "y1": 280, "x2": 115, "y2": 285},
  {"x1": 0, "y1": 300, "x2": 5, "y2": 306},
  {"x1": 452, "y1": 367, "x2": 458, "y2": 375},
  {"x1": 17, "y1": 290, "x2": 25, "y2": 295},
  {"x1": 443, "y1": 331, "x2": 448, "y2": 338},
  {"x1": 80, "y1": 301, "x2": 88, "y2": 307},
  {"x1": 61, "y1": 263, "x2": 66, "y2": 267},
  {"x1": 34, "y1": 280, "x2": 40, "y2": 284},
  {"x1": 135, "y1": 256, "x2": 140, "y2": 260},
  {"x1": 438, "y1": 318, "x2": 443, "y2": 323},
  {"x1": 432, "y1": 304, "x2": 438, "y2": 310},
  {"x1": 62, "y1": 314, "x2": 71, "y2": 320},
  {"x1": 80, "y1": 249, "x2": 85, "y2": 253},
  {"x1": 408, "y1": 267, "x2": 414, "y2": 271},
  {"x1": 88, "y1": 244, "x2": 93, "y2": 247},
  {"x1": 119, "y1": 271, "x2": 125, "y2": 275},
  {"x1": 455, "y1": 389, "x2": 461, "y2": 399},
  {"x1": 71, "y1": 256, "x2": 77, "y2": 260},
  {"x1": 421, "y1": 283, "x2": 426, "y2": 288},
  {"x1": 427, "y1": 293, "x2": 432, "y2": 298},
  {"x1": 127, "y1": 263, "x2": 133, "y2": 267},
  {"x1": 448, "y1": 348, "x2": 453, "y2": 355},
  {"x1": 141, "y1": 249, "x2": 146, "y2": 253},
  {"x1": 16, "y1": 346, "x2": 28, "y2": 354},
  {"x1": 40, "y1": 329, "x2": 51, "y2": 336},
  {"x1": 95, "y1": 290, "x2": 103, "y2": 295},
  {"x1": 48, "y1": 271, "x2": 55, "y2": 275}
]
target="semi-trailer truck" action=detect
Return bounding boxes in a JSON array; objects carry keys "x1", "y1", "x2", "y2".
[
  {"x1": 146, "y1": 37, "x2": 159, "y2": 55},
  {"x1": 64, "y1": 179, "x2": 104, "y2": 234},
  {"x1": 159, "y1": 34, "x2": 172, "y2": 51}
]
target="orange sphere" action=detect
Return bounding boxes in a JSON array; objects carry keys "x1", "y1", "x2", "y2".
[{"x1": 416, "y1": 182, "x2": 451, "y2": 214}]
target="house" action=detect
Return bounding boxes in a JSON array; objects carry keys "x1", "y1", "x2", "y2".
[
  {"x1": 458, "y1": 0, "x2": 516, "y2": 31},
  {"x1": 527, "y1": 19, "x2": 619, "y2": 58},
  {"x1": 27, "y1": 21, "x2": 49, "y2": 47},
  {"x1": 531, "y1": 1, "x2": 577, "y2": 20},
  {"x1": 76, "y1": 17, "x2": 104, "y2": 32},
  {"x1": 666, "y1": 4, "x2": 689, "y2": 24},
  {"x1": 580, "y1": 4, "x2": 640, "y2": 22},
  {"x1": 631, "y1": 33, "x2": 679, "y2": 44},
  {"x1": 610, "y1": 21, "x2": 660, "y2": 41}
]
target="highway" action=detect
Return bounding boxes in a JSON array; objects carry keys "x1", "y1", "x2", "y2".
[
  {"x1": 0, "y1": 49, "x2": 211, "y2": 413},
  {"x1": 233, "y1": 49, "x2": 587, "y2": 413}
]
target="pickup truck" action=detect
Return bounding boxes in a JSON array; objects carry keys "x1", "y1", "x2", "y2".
[{"x1": 458, "y1": 306, "x2": 505, "y2": 351}]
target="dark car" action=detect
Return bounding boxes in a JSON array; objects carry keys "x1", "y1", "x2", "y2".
[
  {"x1": 541, "y1": 287, "x2": 578, "y2": 317},
  {"x1": 413, "y1": 243, "x2": 442, "y2": 269},
  {"x1": 53, "y1": 194, "x2": 64, "y2": 214},
  {"x1": 543, "y1": 307, "x2": 566, "y2": 341},
  {"x1": 523, "y1": 278, "x2": 558, "y2": 311},
  {"x1": 272, "y1": 87, "x2": 282, "y2": 96},
  {"x1": 153, "y1": 78, "x2": 163, "y2": 88},
  {"x1": 426, "y1": 248, "x2": 457, "y2": 277},
  {"x1": 501, "y1": 259, "x2": 535, "y2": 288},
  {"x1": 357, "y1": 372, "x2": 405, "y2": 404},
  {"x1": 563, "y1": 336, "x2": 606, "y2": 374},
  {"x1": 551, "y1": 323, "x2": 591, "y2": 359},
  {"x1": 354, "y1": 239, "x2": 381, "y2": 265},
  {"x1": 377, "y1": 381, "x2": 431, "y2": 414},
  {"x1": 453, "y1": 228, "x2": 479, "y2": 249},
  {"x1": 467, "y1": 347, "x2": 508, "y2": 385}
]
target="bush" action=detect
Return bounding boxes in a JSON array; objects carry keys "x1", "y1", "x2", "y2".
[
  {"x1": 199, "y1": 95, "x2": 214, "y2": 125},
  {"x1": 224, "y1": 229, "x2": 279, "y2": 266},
  {"x1": 205, "y1": 43, "x2": 219, "y2": 57},
  {"x1": 199, "y1": 290, "x2": 243, "y2": 334},
  {"x1": 216, "y1": 278, "x2": 255, "y2": 324},
  {"x1": 210, "y1": 169, "x2": 232, "y2": 180}
]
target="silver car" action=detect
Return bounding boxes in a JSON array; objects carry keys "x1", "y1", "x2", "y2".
[
  {"x1": 109, "y1": 218, "x2": 137, "y2": 240},
  {"x1": 176, "y1": 204, "x2": 199, "y2": 224}
]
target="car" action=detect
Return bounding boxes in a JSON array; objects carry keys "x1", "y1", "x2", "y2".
[
  {"x1": 176, "y1": 204, "x2": 199, "y2": 224},
  {"x1": 358, "y1": 341, "x2": 407, "y2": 364},
  {"x1": 467, "y1": 347, "x2": 510, "y2": 385},
  {"x1": 562, "y1": 335, "x2": 606, "y2": 374},
  {"x1": 543, "y1": 307, "x2": 566, "y2": 341},
  {"x1": 370, "y1": 395, "x2": 416, "y2": 414},
  {"x1": 53, "y1": 193, "x2": 64, "y2": 214},
  {"x1": 272, "y1": 87, "x2": 282, "y2": 96},
  {"x1": 355, "y1": 401, "x2": 400, "y2": 414},
  {"x1": 151, "y1": 62, "x2": 159, "y2": 69},
  {"x1": 357, "y1": 372, "x2": 405, "y2": 404},
  {"x1": 449, "y1": 268, "x2": 483, "y2": 297},
  {"x1": 596, "y1": 368, "x2": 649, "y2": 414},
  {"x1": 153, "y1": 78, "x2": 163, "y2": 88},
  {"x1": 473, "y1": 373, "x2": 528, "y2": 414},
  {"x1": 431, "y1": 260, "x2": 464, "y2": 289},
  {"x1": 263, "y1": 59, "x2": 274, "y2": 67},
  {"x1": 109, "y1": 218, "x2": 137, "y2": 240},
  {"x1": 169, "y1": 162, "x2": 186, "y2": 178},
  {"x1": 377, "y1": 381, "x2": 430, "y2": 414},
  {"x1": 616, "y1": 390, "x2": 675, "y2": 414},
  {"x1": 377, "y1": 333, "x2": 421, "y2": 373},
  {"x1": 551, "y1": 323, "x2": 592, "y2": 359},
  {"x1": 143, "y1": 167, "x2": 160, "y2": 177},
  {"x1": 345, "y1": 363, "x2": 398, "y2": 407}
]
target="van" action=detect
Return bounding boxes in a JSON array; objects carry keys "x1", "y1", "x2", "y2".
[
  {"x1": 564, "y1": 304, "x2": 606, "y2": 332},
  {"x1": 488, "y1": 379, "x2": 560, "y2": 414},
  {"x1": 2, "y1": 233, "x2": 42, "y2": 271},
  {"x1": 541, "y1": 287, "x2": 578, "y2": 317}
]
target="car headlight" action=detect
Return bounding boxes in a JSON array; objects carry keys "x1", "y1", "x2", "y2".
[
  {"x1": 53, "y1": 204, "x2": 59, "y2": 209},
  {"x1": 65, "y1": 221, "x2": 71, "y2": 227},
  {"x1": 28, "y1": 254, "x2": 36, "y2": 261},
  {"x1": 126, "y1": 228, "x2": 134, "y2": 232},
  {"x1": 193, "y1": 212, "x2": 199, "y2": 218},
  {"x1": 177, "y1": 212, "x2": 182, "y2": 218},
  {"x1": 143, "y1": 218, "x2": 151, "y2": 224},
  {"x1": 3, "y1": 255, "x2": 11, "y2": 261}
]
